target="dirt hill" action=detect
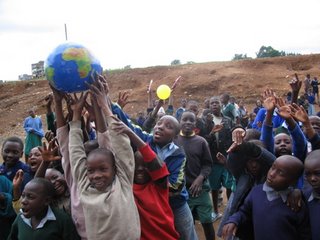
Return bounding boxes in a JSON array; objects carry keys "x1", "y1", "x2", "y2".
[{"x1": 1, "y1": 54, "x2": 320, "y2": 146}]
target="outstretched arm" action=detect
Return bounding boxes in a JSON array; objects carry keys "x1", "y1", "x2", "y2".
[
  {"x1": 68, "y1": 92, "x2": 90, "y2": 189},
  {"x1": 260, "y1": 89, "x2": 276, "y2": 153},
  {"x1": 112, "y1": 121, "x2": 169, "y2": 187}
]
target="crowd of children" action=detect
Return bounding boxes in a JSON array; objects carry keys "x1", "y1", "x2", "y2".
[{"x1": 0, "y1": 72, "x2": 320, "y2": 240}]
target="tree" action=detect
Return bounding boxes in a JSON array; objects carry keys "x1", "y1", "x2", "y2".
[
  {"x1": 232, "y1": 54, "x2": 251, "y2": 61},
  {"x1": 171, "y1": 59, "x2": 181, "y2": 65},
  {"x1": 256, "y1": 46, "x2": 285, "y2": 58},
  {"x1": 124, "y1": 65, "x2": 131, "y2": 69}
]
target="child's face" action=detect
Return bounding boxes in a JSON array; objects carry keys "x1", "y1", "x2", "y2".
[
  {"x1": 153, "y1": 116, "x2": 179, "y2": 147},
  {"x1": 45, "y1": 169, "x2": 67, "y2": 196},
  {"x1": 266, "y1": 159, "x2": 294, "y2": 191},
  {"x1": 87, "y1": 153, "x2": 115, "y2": 191},
  {"x1": 274, "y1": 134, "x2": 292, "y2": 157},
  {"x1": 210, "y1": 98, "x2": 221, "y2": 115},
  {"x1": 305, "y1": 158, "x2": 320, "y2": 193},
  {"x1": 180, "y1": 112, "x2": 196, "y2": 136},
  {"x1": 28, "y1": 110, "x2": 35, "y2": 118},
  {"x1": 2, "y1": 141, "x2": 23, "y2": 168},
  {"x1": 21, "y1": 182, "x2": 49, "y2": 219},
  {"x1": 186, "y1": 104, "x2": 199, "y2": 116},
  {"x1": 309, "y1": 116, "x2": 320, "y2": 134},
  {"x1": 256, "y1": 100, "x2": 262, "y2": 107},
  {"x1": 29, "y1": 147, "x2": 42, "y2": 173},
  {"x1": 246, "y1": 159, "x2": 261, "y2": 177},
  {"x1": 134, "y1": 152, "x2": 151, "y2": 185}
]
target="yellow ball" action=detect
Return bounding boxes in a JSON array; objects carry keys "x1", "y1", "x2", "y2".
[{"x1": 156, "y1": 84, "x2": 171, "y2": 100}]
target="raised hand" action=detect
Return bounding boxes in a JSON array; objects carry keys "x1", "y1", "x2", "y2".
[
  {"x1": 117, "y1": 91, "x2": 130, "y2": 109},
  {"x1": 275, "y1": 97, "x2": 292, "y2": 120},
  {"x1": 13, "y1": 170, "x2": 24, "y2": 189},
  {"x1": 111, "y1": 121, "x2": 134, "y2": 136},
  {"x1": 44, "y1": 93, "x2": 53, "y2": 107},
  {"x1": 290, "y1": 103, "x2": 309, "y2": 124},
  {"x1": 69, "y1": 92, "x2": 89, "y2": 121},
  {"x1": 86, "y1": 76, "x2": 110, "y2": 110},
  {"x1": 49, "y1": 83, "x2": 65, "y2": 103},
  {"x1": 263, "y1": 89, "x2": 276, "y2": 111},
  {"x1": 38, "y1": 141, "x2": 61, "y2": 162},
  {"x1": 289, "y1": 74, "x2": 302, "y2": 93}
]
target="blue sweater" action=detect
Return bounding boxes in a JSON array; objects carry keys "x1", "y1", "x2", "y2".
[
  {"x1": 253, "y1": 108, "x2": 284, "y2": 131},
  {"x1": 303, "y1": 189, "x2": 320, "y2": 240},
  {"x1": 0, "y1": 161, "x2": 33, "y2": 192},
  {"x1": 227, "y1": 184, "x2": 311, "y2": 240},
  {"x1": 260, "y1": 123, "x2": 307, "y2": 188},
  {"x1": 112, "y1": 103, "x2": 188, "y2": 209}
]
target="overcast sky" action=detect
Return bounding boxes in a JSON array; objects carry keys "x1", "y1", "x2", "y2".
[{"x1": 1, "y1": 0, "x2": 320, "y2": 80}]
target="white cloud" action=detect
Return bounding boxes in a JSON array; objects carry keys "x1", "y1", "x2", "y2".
[{"x1": 1, "y1": 0, "x2": 320, "y2": 80}]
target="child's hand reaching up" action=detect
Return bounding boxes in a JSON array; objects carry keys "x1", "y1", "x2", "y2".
[
  {"x1": 38, "y1": 141, "x2": 61, "y2": 162},
  {"x1": 69, "y1": 92, "x2": 89, "y2": 121},
  {"x1": 117, "y1": 91, "x2": 130, "y2": 109},
  {"x1": 290, "y1": 103, "x2": 309, "y2": 124},
  {"x1": 263, "y1": 89, "x2": 276, "y2": 112},
  {"x1": 275, "y1": 97, "x2": 292, "y2": 120},
  {"x1": 112, "y1": 121, "x2": 145, "y2": 149},
  {"x1": 13, "y1": 170, "x2": 24, "y2": 200}
]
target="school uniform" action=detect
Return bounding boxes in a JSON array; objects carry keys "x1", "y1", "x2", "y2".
[
  {"x1": 226, "y1": 183, "x2": 311, "y2": 240},
  {"x1": 8, "y1": 207, "x2": 79, "y2": 240},
  {"x1": 304, "y1": 189, "x2": 320, "y2": 240}
]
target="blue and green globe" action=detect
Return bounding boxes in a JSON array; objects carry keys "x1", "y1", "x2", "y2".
[{"x1": 45, "y1": 42, "x2": 103, "y2": 93}]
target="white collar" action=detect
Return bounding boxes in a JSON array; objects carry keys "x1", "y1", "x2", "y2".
[
  {"x1": 263, "y1": 183, "x2": 291, "y2": 203},
  {"x1": 20, "y1": 206, "x2": 56, "y2": 229}
]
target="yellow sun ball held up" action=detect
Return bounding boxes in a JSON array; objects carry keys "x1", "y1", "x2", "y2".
[{"x1": 156, "y1": 84, "x2": 171, "y2": 100}]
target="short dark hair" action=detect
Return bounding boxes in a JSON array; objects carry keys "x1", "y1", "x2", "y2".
[
  {"x1": 29, "y1": 178, "x2": 56, "y2": 198},
  {"x1": 2, "y1": 136, "x2": 24, "y2": 150},
  {"x1": 88, "y1": 148, "x2": 115, "y2": 167},
  {"x1": 306, "y1": 150, "x2": 320, "y2": 163},
  {"x1": 186, "y1": 100, "x2": 198, "y2": 107}
]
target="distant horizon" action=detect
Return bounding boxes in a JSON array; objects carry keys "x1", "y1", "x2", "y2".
[{"x1": 2, "y1": 52, "x2": 320, "y2": 82}]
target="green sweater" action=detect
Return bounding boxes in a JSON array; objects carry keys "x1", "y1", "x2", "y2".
[{"x1": 7, "y1": 208, "x2": 80, "y2": 240}]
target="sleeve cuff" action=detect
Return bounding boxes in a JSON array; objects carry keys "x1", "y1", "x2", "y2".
[{"x1": 138, "y1": 144, "x2": 157, "y2": 163}]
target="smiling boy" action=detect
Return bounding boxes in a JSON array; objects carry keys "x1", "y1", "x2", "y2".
[{"x1": 8, "y1": 178, "x2": 79, "y2": 240}]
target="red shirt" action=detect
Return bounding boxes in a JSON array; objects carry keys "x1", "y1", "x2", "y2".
[{"x1": 133, "y1": 165, "x2": 179, "y2": 240}]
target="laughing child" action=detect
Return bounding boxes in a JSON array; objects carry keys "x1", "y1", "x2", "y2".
[
  {"x1": 8, "y1": 178, "x2": 79, "y2": 240},
  {"x1": 68, "y1": 83, "x2": 140, "y2": 239}
]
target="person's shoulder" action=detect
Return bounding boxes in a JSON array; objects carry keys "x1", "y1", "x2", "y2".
[
  {"x1": 193, "y1": 134, "x2": 207, "y2": 143},
  {"x1": 250, "y1": 183, "x2": 264, "y2": 194},
  {"x1": 17, "y1": 161, "x2": 31, "y2": 172},
  {"x1": 51, "y1": 207, "x2": 72, "y2": 220}
]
